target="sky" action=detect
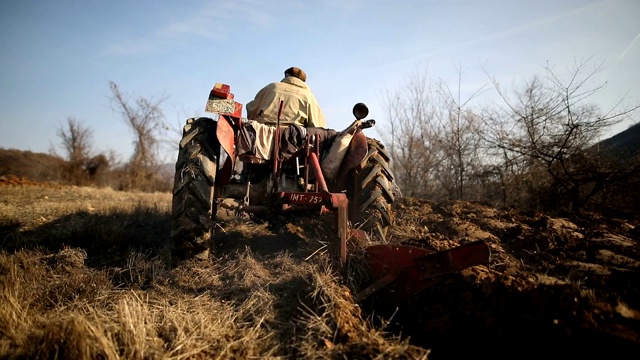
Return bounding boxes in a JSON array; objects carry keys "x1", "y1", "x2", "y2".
[{"x1": 1, "y1": 0, "x2": 639, "y2": 164}]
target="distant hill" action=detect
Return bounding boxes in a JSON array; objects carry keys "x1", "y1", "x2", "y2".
[
  {"x1": 0, "y1": 148, "x2": 68, "y2": 182},
  {"x1": 0, "y1": 148, "x2": 174, "y2": 191},
  {"x1": 596, "y1": 123, "x2": 640, "y2": 158}
]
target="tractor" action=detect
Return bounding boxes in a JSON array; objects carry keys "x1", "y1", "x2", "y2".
[{"x1": 169, "y1": 83, "x2": 490, "y2": 303}]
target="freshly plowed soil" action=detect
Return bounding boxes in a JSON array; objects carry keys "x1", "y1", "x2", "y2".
[
  {"x1": 366, "y1": 198, "x2": 640, "y2": 359},
  {"x1": 0, "y1": 174, "x2": 62, "y2": 188}
]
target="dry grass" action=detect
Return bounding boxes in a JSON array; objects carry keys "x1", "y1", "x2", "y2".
[{"x1": 0, "y1": 185, "x2": 428, "y2": 359}]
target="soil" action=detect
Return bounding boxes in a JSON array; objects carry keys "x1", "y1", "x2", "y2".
[
  {"x1": 0, "y1": 174, "x2": 62, "y2": 188},
  {"x1": 363, "y1": 198, "x2": 640, "y2": 359}
]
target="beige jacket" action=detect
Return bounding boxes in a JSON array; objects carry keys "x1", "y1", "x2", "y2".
[{"x1": 245, "y1": 76, "x2": 326, "y2": 128}]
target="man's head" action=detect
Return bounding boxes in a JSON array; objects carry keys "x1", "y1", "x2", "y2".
[{"x1": 284, "y1": 67, "x2": 307, "y2": 82}]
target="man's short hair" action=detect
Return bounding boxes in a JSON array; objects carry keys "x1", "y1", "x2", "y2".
[{"x1": 284, "y1": 67, "x2": 307, "y2": 82}]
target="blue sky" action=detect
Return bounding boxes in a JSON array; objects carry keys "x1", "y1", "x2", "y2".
[{"x1": 1, "y1": 0, "x2": 639, "y2": 164}]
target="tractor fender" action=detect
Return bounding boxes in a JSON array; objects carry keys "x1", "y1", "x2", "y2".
[
  {"x1": 215, "y1": 115, "x2": 236, "y2": 185},
  {"x1": 339, "y1": 130, "x2": 368, "y2": 174},
  {"x1": 329, "y1": 130, "x2": 367, "y2": 192}
]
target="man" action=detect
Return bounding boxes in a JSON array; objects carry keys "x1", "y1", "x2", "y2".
[{"x1": 246, "y1": 67, "x2": 326, "y2": 128}]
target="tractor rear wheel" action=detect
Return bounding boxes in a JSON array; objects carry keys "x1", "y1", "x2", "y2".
[
  {"x1": 348, "y1": 138, "x2": 396, "y2": 241},
  {"x1": 170, "y1": 117, "x2": 219, "y2": 260}
]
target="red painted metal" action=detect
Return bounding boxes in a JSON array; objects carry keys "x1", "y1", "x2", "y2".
[
  {"x1": 356, "y1": 240, "x2": 491, "y2": 302},
  {"x1": 308, "y1": 152, "x2": 328, "y2": 192},
  {"x1": 273, "y1": 100, "x2": 284, "y2": 177},
  {"x1": 279, "y1": 192, "x2": 329, "y2": 205},
  {"x1": 209, "y1": 83, "x2": 231, "y2": 99},
  {"x1": 216, "y1": 115, "x2": 235, "y2": 166},
  {"x1": 277, "y1": 191, "x2": 348, "y2": 269},
  {"x1": 334, "y1": 193, "x2": 349, "y2": 269},
  {"x1": 216, "y1": 115, "x2": 236, "y2": 185}
]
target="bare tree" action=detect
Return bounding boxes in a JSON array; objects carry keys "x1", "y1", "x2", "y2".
[
  {"x1": 381, "y1": 58, "x2": 638, "y2": 214},
  {"x1": 483, "y1": 58, "x2": 639, "y2": 212},
  {"x1": 57, "y1": 117, "x2": 93, "y2": 165},
  {"x1": 55, "y1": 117, "x2": 94, "y2": 185},
  {"x1": 380, "y1": 69, "x2": 441, "y2": 198},
  {"x1": 109, "y1": 81, "x2": 169, "y2": 191},
  {"x1": 432, "y1": 67, "x2": 488, "y2": 200},
  {"x1": 381, "y1": 66, "x2": 489, "y2": 201}
]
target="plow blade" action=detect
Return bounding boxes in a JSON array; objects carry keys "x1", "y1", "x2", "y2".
[{"x1": 356, "y1": 240, "x2": 491, "y2": 302}]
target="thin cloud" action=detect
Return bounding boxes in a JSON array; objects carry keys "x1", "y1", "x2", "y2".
[
  {"x1": 362, "y1": 0, "x2": 610, "y2": 75},
  {"x1": 160, "y1": 4, "x2": 238, "y2": 40},
  {"x1": 321, "y1": 0, "x2": 365, "y2": 13},
  {"x1": 103, "y1": 0, "x2": 283, "y2": 56},
  {"x1": 102, "y1": 40, "x2": 157, "y2": 56},
  {"x1": 615, "y1": 31, "x2": 640, "y2": 66},
  {"x1": 160, "y1": 0, "x2": 281, "y2": 39},
  {"x1": 425, "y1": 0, "x2": 609, "y2": 58},
  {"x1": 601, "y1": 29, "x2": 640, "y2": 81}
]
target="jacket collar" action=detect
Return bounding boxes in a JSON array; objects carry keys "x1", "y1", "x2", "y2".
[{"x1": 281, "y1": 76, "x2": 308, "y2": 89}]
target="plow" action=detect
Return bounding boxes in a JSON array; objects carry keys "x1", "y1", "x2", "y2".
[{"x1": 170, "y1": 83, "x2": 491, "y2": 303}]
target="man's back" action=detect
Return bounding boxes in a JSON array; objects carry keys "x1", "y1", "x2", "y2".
[{"x1": 246, "y1": 69, "x2": 326, "y2": 128}]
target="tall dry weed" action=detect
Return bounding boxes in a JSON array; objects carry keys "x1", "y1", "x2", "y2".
[
  {"x1": 295, "y1": 262, "x2": 430, "y2": 359},
  {"x1": 0, "y1": 185, "x2": 428, "y2": 359},
  {"x1": 30, "y1": 315, "x2": 120, "y2": 360}
]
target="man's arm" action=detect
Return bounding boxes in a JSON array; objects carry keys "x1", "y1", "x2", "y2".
[
  {"x1": 245, "y1": 94, "x2": 260, "y2": 120},
  {"x1": 307, "y1": 95, "x2": 327, "y2": 128},
  {"x1": 246, "y1": 84, "x2": 271, "y2": 120}
]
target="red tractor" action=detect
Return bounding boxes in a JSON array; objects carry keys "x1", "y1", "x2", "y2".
[{"x1": 170, "y1": 83, "x2": 490, "y2": 302}]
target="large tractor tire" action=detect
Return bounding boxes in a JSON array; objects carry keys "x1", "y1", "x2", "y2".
[
  {"x1": 170, "y1": 117, "x2": 219, "y2": 260},
  {"x1": 347, "y1": 138, "x2": 396, "y2": 241}
]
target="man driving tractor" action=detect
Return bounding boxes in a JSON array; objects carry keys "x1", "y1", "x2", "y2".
[
  {"x1": 246, "y1": 67, "x2": 326, "y2": 128},
  {"x1": 171, "y1": 68, "x2": 399, "y2": 265}
]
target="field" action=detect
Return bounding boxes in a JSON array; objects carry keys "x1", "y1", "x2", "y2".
[{"x1": 1, "y1": 182, "x2": 639, "y2": 359}]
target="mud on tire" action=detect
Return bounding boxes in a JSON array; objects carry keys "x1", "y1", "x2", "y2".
[
  {"x1": 348, "y1": 138, "x2": 396, "y2": 241},
  {"x1": 170, "y1": 117, "x2": 219, "y2": 260}
]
